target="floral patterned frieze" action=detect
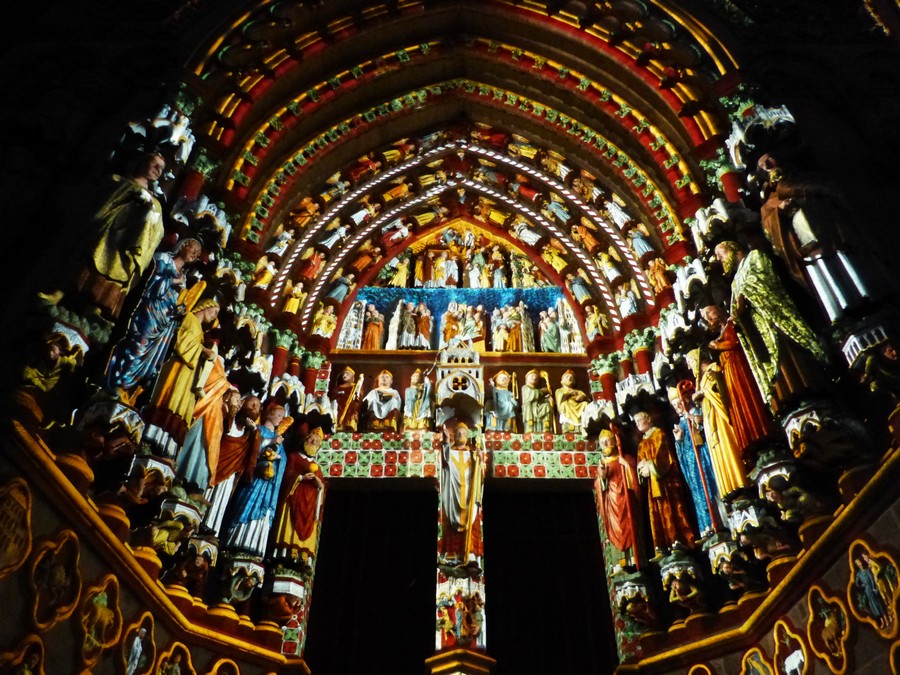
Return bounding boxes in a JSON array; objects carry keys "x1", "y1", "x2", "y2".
[{"x1": 318, "y1": 431, "x2": 601, "y2": 479}]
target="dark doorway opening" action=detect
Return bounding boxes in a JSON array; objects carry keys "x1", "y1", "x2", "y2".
[{"x1": 305, "y1": 481, "x2": 616, "y2": 675}]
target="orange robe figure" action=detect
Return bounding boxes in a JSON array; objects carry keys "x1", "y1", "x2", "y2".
[
  {"x1": 637, "y1": 426, "x2": 696, "y2": 551},
  {"x1": 361, "y1": 312, "x2": 384, "y2": 350},
  {"x1": 709, "y1": 320, "x2": 773, "y2": 450},
  {"x1": 595, "y1": 451, "x2": 640, "y2": 555}
]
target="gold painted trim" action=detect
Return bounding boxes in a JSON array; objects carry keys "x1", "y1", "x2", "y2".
[
  {"x1": 740, "y1": 646, "x2": 773, "y2": 675},
  {"x1": 0, "y1": 476, "x2": 32, "y2": 580},
  {"x1": 0, "y1": 633, "x2": 46, "y2": 675},
  {"x1": 79, "y1": 573, "x2": 124, "y2": 668},
  {"x1": 156, "y1": 642, "x2": 198, "y2": 675},
  {"x1": 28, "y1": 528, "x2": 82, "y2": 631},
  {"x1": 772, "y1": 618, "x2": 808, "y2": 675},
  {"x1": 805, "y1": 584, "x2": 851, "y2": 675},
  {"x1": 6, "y1": 421, "x2": 297, "y2": 670},
  {"x1": 618, "y1": 437, "x2": 900, "y2": 669},
  {"x1": 205, "y1": 657, "x2": 241, "y2": 674},
  {"x1": 118, "y1": 611, "x2": 156, "y2": 675},
  {"x1": 846, "y1": 539, "x2": 899, "y2": 640}
]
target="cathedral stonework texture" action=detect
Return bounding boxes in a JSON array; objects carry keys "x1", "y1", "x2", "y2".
[{"x1": 3, "y1": 1, "x2": 900, "y2": 673}]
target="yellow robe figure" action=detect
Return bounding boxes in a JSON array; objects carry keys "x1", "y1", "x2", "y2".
[
  {"x1": 150, "y1": 311, "x2": 205, "y2": 426},
  {"x1": 697, "y1": 363, "x2": 748, "y2": 497},
  {"x1": 78, "y1": 175, "x2": 165, "y2": 318},
  {"x1": 542, "y1": 246, "x2": 568, "y2": 273}
]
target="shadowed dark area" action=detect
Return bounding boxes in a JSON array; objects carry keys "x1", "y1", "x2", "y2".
[{"x1": 307, "y1": 483, "x2": 615, "y2": 674}]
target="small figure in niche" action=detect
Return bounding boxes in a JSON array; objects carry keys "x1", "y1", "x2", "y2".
[{"x1": 361, "y1": 370, "x2": 402, "y2": 431}]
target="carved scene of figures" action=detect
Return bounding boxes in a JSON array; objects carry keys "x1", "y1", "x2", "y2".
[{"x1": 334, "y1": 288, "x2": 585, "y2": 355}]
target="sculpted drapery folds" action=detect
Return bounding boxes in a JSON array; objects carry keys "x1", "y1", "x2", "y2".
[
  {"x1": 272, "y1": 427, "x2": 326, "y2": 560},
  {"x1": 76, "y1": 152, "x2": 166, "y2": 320},
  {"x1": 203, "y1": 395, "x2": 261, "y2": 536},
  {"x1": 757, "y1": 154, "x2": 871, "y2": 322},
  {"x1": 440, "y1": 422, "x2": 484, "y2": 564},
  {"x1": 105, "y1": 238, "x2": 202, "y2": 395},
  {"x1": 521, "y1": 370, "x2": 552, "y2": 433},
  {"x1": 223, "y1": 405, "x2": 290, "y2": 557},
  {"x1": 360, "y1": 304, "x2": 384, "y2": 350},
  {"x1": 670, "y1": 394, "x2": 719, "y2": 535},
  {"x1": 556, "y1": 370, "x2": 590, "y2": 433},
  {"x1": 702, "y1": 305, "x2": 773, "y2": 450},
  {"x1": 486, "y1": 370, "x2": 517, "y2": 432},
  {"x1": 332, "y1": 366, "x2": 361, "y2": 432},
  {"x1": 595, "y1": 429, "x2": 640, "y2": 557},
  {"x1": 635, "y1": 412, "x2": 697, "y2": 552},
  {"x1": 695, "y1": 359, "x2": 750, "y2": 499},
  {"x1": 403, "y1": 369, "x2": 433, "y2": 431},
  {"x1": 144, "y1": 299, "x2": 221, "y2": 444},
  {"x1": 361, "y1": 369, "x2": 402, "y2": 431},
  {"x1": 715, "y1": 242, "x2": 828, "y2": 405},
  {"x1": 175, "y1": 357, "x2": 240, "y2": 490}
]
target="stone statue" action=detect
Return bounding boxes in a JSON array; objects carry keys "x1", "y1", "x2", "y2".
[
  {"x1": 360, "y1": 370, "x2": 402, "y2": 431},
  {"x1": 74, "y1": 152, "x2": 167, "y2": 320},
  {"x1": 521, "y1": 370, "x2": 553, "y2": 433},
  {"x1": 485, "y1": 371, "x2": 517, "y2": 432},
  {"x1": 403, "y1": 369, "x2": 434, "y2": 430},
  {"x1": 714, "y1": 241, "x2": 828, "y2": 405},
  {"x1": 634, "y1": 411, "x2": 696, "y2": 554}
]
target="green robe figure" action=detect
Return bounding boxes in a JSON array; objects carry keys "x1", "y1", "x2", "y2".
[{"x1": 715, "y1": 241, "x2": 828, "y2": 407}]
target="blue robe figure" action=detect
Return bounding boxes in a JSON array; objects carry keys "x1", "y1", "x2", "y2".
[
  {"x1": 326, "y1": 275, "x2": 355, "y2": 302},
  {"x1": 673, "y1": 408, "x2": 719, "y2": 534},
  {"x1": 105, "y1": 242, "x2": 199, "y2": 392},
  {"x1": 567, "y1": 273, "x2": 592, "y2": 304},
  {"x1": 223, "y1": 407, "x2": 288, "y2": 557},
  {"x1": 486, "y1": 372, "x2": 517, "y2": 431},
  {"x1": 854, "y1": 558, "x2": 890, "y2": 626},
  {"x1": 627, "y1": 228, "x2": 655, "y2": 258}
]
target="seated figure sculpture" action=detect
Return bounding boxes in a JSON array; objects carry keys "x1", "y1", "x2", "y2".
[{"x1": 360, "y1": 369, "x2": 402, "y2": 431}]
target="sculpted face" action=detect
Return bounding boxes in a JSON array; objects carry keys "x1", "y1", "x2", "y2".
[
  {"x1": 304, "y1": 430, "x2": 324, "y2": 456},
  {"x1": 179, "y1": 240, "x2": 202, "y2": 263},
  {"x1": 525, "y1": 372, "x2": 538, "y2": 386},
  {"x1": 242, "y1": 396, "x2": 261, "y2": 420},
  {"x1": 378, "y1": 371, "x2": 393, "y2": 388},
  {"x1": 495, "y1": 372, "x2": 510, "y2": 388},
  {"x1": 634, "y1": 412, "x2": 652, "y2": 433},
  {"x1": 410, "y1": 371, "x2": 421, "y2": 385},
  {"x1": 454, "y1": 425, "x2": 469, "y2": 445},
  {"x1": 140, "y1": 154, "x2": 166, "y2": 181},
  {"x1": 267, "y1": 407, "x2": 286, "y2": 425},
  {"x1": 715, "y1": 244, "x2": 738, "y2": 276},
  {"x1": 702, "y1": 305, "x2": 723, "y2": 329},
  {"x1": 599, "y1": 432, "x2": 615, "y2": 456}
]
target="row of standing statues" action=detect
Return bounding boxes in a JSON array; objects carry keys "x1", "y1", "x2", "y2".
[{"x1": 331, "y1": 366, "x2": 594, "y2": 435}]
